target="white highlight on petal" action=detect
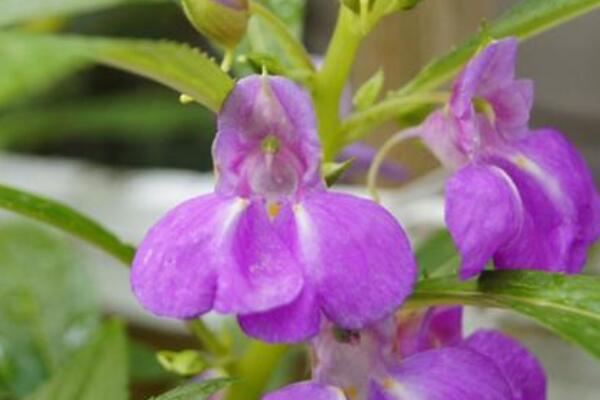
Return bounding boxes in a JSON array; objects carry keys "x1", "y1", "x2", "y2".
[
  {"x1": 217, "y1": 197, "x2": 249, "y2": 239},
  {"x1": 382, "y1": 378, "x2": 422, "y2": 400},
  {"x1": 293, "y1": 203, "x2": 319, "y2": 274}
]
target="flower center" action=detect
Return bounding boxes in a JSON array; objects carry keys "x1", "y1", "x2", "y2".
[
  {"x1": 473, "y1": 97, "x2": 496, "y2": 125},
  {"x1": 261, "y1": 135, "x2": 281, "y2": 154}
]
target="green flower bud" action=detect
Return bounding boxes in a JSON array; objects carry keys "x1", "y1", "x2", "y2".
[{"x1": 182, "y1": 0, "x2": 249, "y2": 49}]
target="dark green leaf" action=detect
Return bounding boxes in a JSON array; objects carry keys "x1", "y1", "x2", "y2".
[
  {"x1": 0, "y1": 223, "x2": 99, "y2": 396},
  {"x1": 410, "y1": 270, "x2": 600, "y2": 359},
  {"x1": 0, "y1": 32, "x2": 234, "y2": 112},
  {"x1": 396, "y1": 0, "x2": 600, "y2": 96},
  {"x1": 128, "y1": 340, "x2": 172, "y2": 383},
  {"x1": 0, "y1": 184, "x2": 135, "y2": 265},
  {"x1": 26, "y1": 320, "x2": 128, "y2": 400},
  {"x1": 151, "y1": 379, "x2": 232, "y2": 400},
  {"x1": 0, "y1": 0, "x2": 168, "y2": 27},
  {"x1": 323, "y1": 159, "x2": 354, "y2": 187}
]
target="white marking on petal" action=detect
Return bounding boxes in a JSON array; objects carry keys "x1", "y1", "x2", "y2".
[
  {"x1": 217, "y1": 197, "x2": 249, "y2": 239},
  {"x1": 293, "y1": 203, "x2": 319, "y2": 274},
  {"x1": 382, "y1": 378, "x2": 422, "y2": 400}
]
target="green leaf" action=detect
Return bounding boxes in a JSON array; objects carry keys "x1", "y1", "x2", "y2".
[
  {"x1": 0, "y1": 90, "x2": 213, "y2": 146},
  {"x1": 128, "y1": 340, "x2": 172, "y2": 383},
  {"x1": 0, "y1": 0, "x2": 167, "y2": 27},
  {"x1": 26, "y1": 320, "x2": 128, "y2": 400},
  {"x1": 0, "y1": 32, "x2": 234, "y2": 112},
  {"x1": 322, "y1": 159, "x2": 354, "y2": 187},
  {"x1": 0, "y1": 223, "x2": 99, "y2": 397},
  {"x1": 151, "y1": 379, "x2": 232, "y2": 400},
  {"x1": 353, "y1": 68, "x2": 384, "y2": 111},
  {"x1": 0, "y1": 184, "x2": 135, "y2": 265},
  {"x1": 410, "y1": 270, "x2": 600, "y2": 359},
  {"x1": 157, "y1": 350, "x2": 206, "y2": 377},
  {"x1": 396, "y1": 0, "x2": 600, "y2": 96},
  {"x1": 415, "y1": 229, "x2": 459, "y2": 279}
]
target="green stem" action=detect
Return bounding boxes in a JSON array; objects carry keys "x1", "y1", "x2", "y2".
[
  {"x1": 224, "y1": 341, "x2": 288, "y2": 400},
  {"x1": 340, "y1": 92, "x2": 449, "y2": 143},
  {"x1": 249, "y1": 2, "x2": 314, "y2": 72},
  {"x1": 187, "y1": 320, "x2": 229, "y2": 359},
  {"x1": 314, "y1": 6, "x2": 364, "y2": 161}
]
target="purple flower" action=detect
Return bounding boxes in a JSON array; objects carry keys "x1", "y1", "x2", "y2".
[
  {"x1": 263, "y1": 307, "x2": 546, "y2": 400},
  {"x1": 131, "y1": 75, "x2": 417, "y2": 343},
  {"x1": 420, "y1": 38, "x2": 600, "y2": 279}
]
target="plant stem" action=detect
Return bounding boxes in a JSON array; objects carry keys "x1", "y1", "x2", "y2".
[
  {"x1": 249, "y1": 2, "x2": 314, "y2": 72},
  {"x1": 314, "y1": 6, "x2": 364, "y2": 161},
  {"x1": 340, "y1": 92, "x2": 449, "y2": 143},
  {"x1": 187, "y1": 319, "x2": 229, "y2": 359},
  {"x1": 224, "y1": 341, "x2": 288, "y2": 400}
]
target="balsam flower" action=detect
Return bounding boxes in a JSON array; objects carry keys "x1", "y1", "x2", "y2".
[
  {"x1": 131, "y1": 75, "x2": 417, "y2": 343},
  {"x1": 419, "y1": 38, "x2": 600, "y2": 279},
  {"x1": 263, "y1": 307, "x2": 546, "y2": 400}
]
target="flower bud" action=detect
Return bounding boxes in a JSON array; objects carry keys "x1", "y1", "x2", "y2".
[{"x1": 182, "y1": 0, "x2": 249, "y2": 49}]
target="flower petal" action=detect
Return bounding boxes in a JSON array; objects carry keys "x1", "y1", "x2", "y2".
[
  {"x1": 371, "y1": 347, "x2": 513, "y2": 400},
  {"x1": 214, "y1": 75, "x2": 322, "y2": 197},
  {"x1": 263, "y1": 382, "x2": 346, "y2": 400},
  {"x1": 131, "y1": 195, "x2": 304, "y2": 319},
  {"x1": 214, "y1": 200, "x2": 304, "y2": 314},
  {"x1": 492, "y1": 129, "x2": 600, "y2": 273},
  {"x1": 490, "y1": 79, "x2": 533, "y2": 140},
  {"x1": 131, "y1": 194, "x2": 235, "y2": 318},
  {"x1": 297, "y1": 192, "x2": 417, "y2": 329},
  {"x1": 237, "y1": 284, "x2": 321, "y2": 343},
  {"x1": 463, "y1": 330, "x2": 546, "y2": 400},
  {"x1": 396, "y1": 307, "x2": 463, "y2": 358},
  {"x1": 445, "y1": 165, "x2": 523, "y2": 279}
]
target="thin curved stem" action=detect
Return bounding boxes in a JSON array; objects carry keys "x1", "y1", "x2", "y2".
[
  {"x1": 367, "y1": 127, "x2": 422, "y2": 202},
  {"x1": 249, "y1": 2, "x2": 314, "y2": 72},
  {"x1": 220, "y1": 49, "x2": 234, "y2": 72}
]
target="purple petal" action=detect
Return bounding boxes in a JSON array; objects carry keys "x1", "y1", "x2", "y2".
[
  {"x1": 451, "y1": 38, "x2": 519, "y2": 119},
  {"x1": 263, "y1": 382, "x2": 346, "y2": 400},
  {"x1": 214, "y1": 75, "x2": 322, "y2": 198},
  {"x1": 463, "y1": 330, "x2": 546, "y2": 400},
  {"x1": 131, "y1": 195, "x2": 304, "y2": 319},
  {"x1": 298, "y1": 192, "x2": 417, "y2": 329},
  {"x1": 445, "y1": 164, "x2": 523, "y2": 279},
  {"x1": 132, "y1": 194, "x2": 230, "y2": 318},
  {"x1": 238, "y1": 285, "x2": 321, "y2": 343},
  {"x1": 492, "y1": 129, "x2": 600, "y2": 273},
  {"x1": 371, "y1": 347, "x2": 513, "y2": 400},
  {"x1": 396, "y1": 307, "x2": 463, "y2": 358},
  {"x1": 489, "y1": 79, "x2": 533, "y2": 140},
  {"x1": 214, "y1": 200, "x2": 304, "y2": 314},
  {"x1": 420, "y1": 110, "x2": 470, "y2": 169}
]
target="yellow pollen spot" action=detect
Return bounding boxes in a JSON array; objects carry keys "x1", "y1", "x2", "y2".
[
  {"x1": 514, "y1": 154, "x2": 531, "y2": 170},
  {"x1": 383, "y1": 378, "x2": 396, "y2": 390},
  {"x1": 343, "y1": 387, "x2": 358, "y2": 400},
  {"x1": 267, "y1": 202, "x2": 281, "y2": 219}
]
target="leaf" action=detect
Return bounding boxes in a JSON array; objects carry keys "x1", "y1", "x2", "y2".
[
  {"x1": 396, "y1": 0, "x2": 600, "y2": 96},
  {"x1": 0, "y1": 32, "x2": 234, "y2": 112},
  {"x1": 0, "y1": 0, "x2": 167, "y2": 27},
  {"x1": 26, "y1": 320, "x2": 128, "y2": 400},
  {"x1": 151, "y1": 379, "x2": 232, "y2": 400},
  {"x1": 415, "y1": 229, "x2": 459, "y2": 279},
  {"x1": 410, "y1": 270, "x2": 600, "y2": 359},
  {"x1": 322, "y1": 159, "x2": 354, "y2": 187},
  {"x1": 0, "y1": 184, "x2": 135, "y2": 265},
  {"x1": 156, "y1": 350, "x2": 206, "y2": 377},
  {"x1": 0, "y1": 90, "x2": 213, "y2": 146},
  {"x1": 353, "y1": 69, "x2": 384, "y2": 111},
  {"x1": 0, "y1": 223, "x2": 99, "y2": 397},
  {"x1": 129, "y1": 340, "x2": 173, "y2": 383}
]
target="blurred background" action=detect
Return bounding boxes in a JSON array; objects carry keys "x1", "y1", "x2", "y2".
[{"x1": 1, "y1": 0, "x2": 599, "y2": 399}]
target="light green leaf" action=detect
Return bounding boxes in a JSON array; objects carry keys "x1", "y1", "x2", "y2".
[
  {"x1": 157, "y1": 350, "x2": 206, "y2": 377},
  {"x1": 0, "y1": 0, "x2": 167, "y2": 27},
  {"x1": 0, "y1": 223, "x2": 99, "y2": 397},
  {"x1": 410, "y1": 270, "x2": 600, "y2": 359},
  {"x1": 151, "y1": 379, "x2": 232, "y2": 400},
  {"x1": 0, "y1": 32, "x2": 234, "y2": 112},
  {"x1": 26, "y1": 320, "x2": 128, "y2": 400},
  {"x1": 396, "y1": 0, "x2": 600, "y2": 96},
  {"x1": 353, "y1": 69, "x2": 384, "y2": 111},
  {"x1": 0, "y1": 184, "x2": 135, "y2": 265},
  {"x1": 322, "y1": 159, "x2": 354, "y2": 187}
]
